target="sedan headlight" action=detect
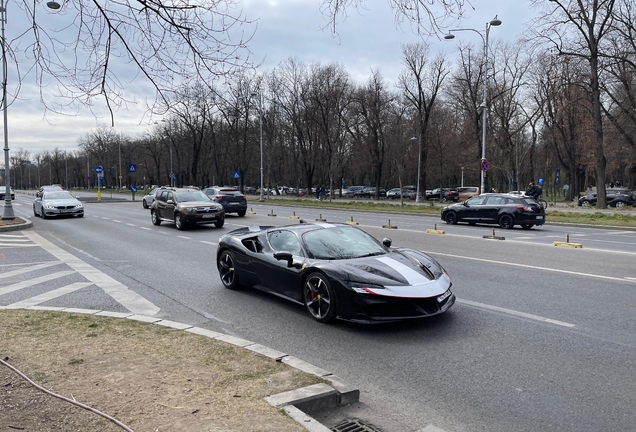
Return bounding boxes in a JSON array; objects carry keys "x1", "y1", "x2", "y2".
[
  {"x1": 350, "y1": 282, "x2": 385, "y2": 294},
  {"x1": 74, "y1": 203, "x2": 83, "y2": 208},
  {"x1": 44, "y1": 204, "x2": 55, "y2": 209}
]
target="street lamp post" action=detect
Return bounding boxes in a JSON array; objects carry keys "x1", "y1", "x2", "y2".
[
  {"x1": 445, "y1": 16, "x2": 502, "y2": 194},
  {"x1": 251, "y1": 92, "x2": 264, "y2": 202},
  {"x1": 410, "y1": 135, "x2": 422, "y2": 203},
  {"x1": 118, "y1": 137, "x2": 122, "y2": 192},
  {"x1": 1, "y1": 0, "x2": 15, "y2": 219}
]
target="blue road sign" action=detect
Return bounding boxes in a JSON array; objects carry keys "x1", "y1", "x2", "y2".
[
  {"x1": 130, "y1": 186, "x2": 138, "y2": 193},
  {"x1": 233, "y1": 171, "x2": 241, "y2": 179},
  {"x1": 555, "y1": 168, "x2": 560, "y2": 186},
  {"x1": 538, "y1": 177, "x2": 545, "y2": 186},
  {"x1": 95, "y1": 165, "x2": 103, "y2": 174},
  {"x1": 480, "y1": 160, "x2": 489, "y2": 172},
  {"x1": 128, "y1": 164, "x2": 137, "y2": 173}
]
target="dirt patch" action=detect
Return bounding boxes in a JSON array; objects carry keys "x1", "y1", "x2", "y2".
[
  {"x1": 0, "y1": 310, "x2": 323, "y2": 431},
  {"x1": 0, "y1": 217, "x2": 27, "y2": 227}
]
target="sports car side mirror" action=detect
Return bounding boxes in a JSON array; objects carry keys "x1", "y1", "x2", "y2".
[
  {"x1": 273, "y1": 251, "x2": 294, "y2": 267},
  {"x1": 382, "y1": 238, "x2": 392, "y2": 248},
  {"x1": 463, "y1": 202, "x2": 469, "y2": 207}
]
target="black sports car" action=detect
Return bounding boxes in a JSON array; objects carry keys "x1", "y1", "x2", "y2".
[{"x1": 216, "y1": 222, "x2": 455, "y2": 323}]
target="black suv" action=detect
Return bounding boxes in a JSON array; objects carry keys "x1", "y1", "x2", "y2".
[
  {"x1": 441, "y1": 193, "x2": 545, "y2": 229},
  {"x1": 150, "y1": 187, "x2": 225, "y2": 230},
  {"x1": 426, "y1": 188, "x2": 459, "y2": 202},
  {"x1": 202, "y1": 187, "x2": 248, "y2": 216},
  {"x1": 578, "y1": 189, "x2": 635, "y2": 208}
]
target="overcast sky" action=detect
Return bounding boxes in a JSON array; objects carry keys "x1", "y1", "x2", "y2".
[{"x1": 6, "y1": 0, "x2": 537, "y2": 158}]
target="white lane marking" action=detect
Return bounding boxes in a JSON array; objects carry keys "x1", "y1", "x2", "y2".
[
  {"x1": 0, "y1": 234, "x2": 30, "y2": 239},
  {"x1": 0, "y1": 243, "x2": 37, "y2": 248},
  {"x1": 586, "y1": 239, "x2": 636, "y2": 245},
  {"x1": 177, "y1": 236, "x2": 192, "y2": 240},
  {"x1": 0, "y1": 262, "x2": 63, "y2": 280},
  {"x1": 126, "y1": 223, "x2": 136, "y2": 227},
  {"x1": 101, "y1": 217, "x2": 109, "y2": 220},
  {"x1": 7, "y1": 282, "x2": 93, "y2": 308},
  {"x1": 22, "y1": 231, "x2": 160, "y2": 316},
  {"x1": 457, "y1": 299, "x2": 576, "y2": 328},
  {"x1": 140, "y1": 227, "x2": 152, "y2": 231},
  {"x1": 626, "y1": 277, "x2": 636, "y2": 281},
  {"x1": 423, "y1": 250, "x2": 636, "y2": 284},
  {"x1": 200, "y1": 241, "x2": 217, "y2": 245},
  {"x1": 0, "y1": 271, "x2": 75, "y2": 296},
  {"x1": 113, "y1": 220, "x2": 122, "y2": 223}
]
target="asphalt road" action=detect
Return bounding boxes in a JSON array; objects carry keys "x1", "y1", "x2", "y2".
[{"x1": 3, "y1": 195, "x2": 636, "y2": 432}]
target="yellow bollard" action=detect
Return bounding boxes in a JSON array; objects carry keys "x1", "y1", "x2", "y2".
[
  {"x1": 345, "y1": 216, "x2": 359, "y2": 226},
  {"x1": 290, "y1": 211, "x2": 300, "y2": 219}
]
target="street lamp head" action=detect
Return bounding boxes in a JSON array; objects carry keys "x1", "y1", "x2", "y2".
[
  {"x1": 410, "y1": 136, "x2": 418, "y2": 141},
  {"x1": 46, "y1": 1, "x2": 61, "y2": 10},
  {"x1": 490, "y1": 16, "x2": 502, "y2": 26},
  {"x1": 444, "y1": 33, "x2": 455, "y2": 40}
]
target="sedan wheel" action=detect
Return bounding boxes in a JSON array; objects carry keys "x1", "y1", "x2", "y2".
[
  {"x1": 143, "y1": 200, "x2": 149, "y2": 209},
  {"x1": 33, "y1": 205, "x2": 39, "y2": 217},
  {"x1": 444, "y1": 212, "x2": 458, "y2": 225},
  {"x1": 218, "y1": 250, "x2": 239, "y2": 290},
  {"x1": 175, "y1": 214, "x2": 185, "y2": 230},
  {"x1": 498, "y1": 214, "x2": 514, "y2": 229},
  {"x1": 303, "y1": 272, "x2": 337, "y2": 323},
  {"x1": 581, "y1": 201, "x2": 591, "y2": 207},
  {"x1": 151, "y1": 210, "x2": 161, "y2": 226},
  {"x1": 237, "y1": 211, "x2": 246, "y2": 217},
  {"x1": 615, "y1": 201, "x2": 625, "y2": 209}
]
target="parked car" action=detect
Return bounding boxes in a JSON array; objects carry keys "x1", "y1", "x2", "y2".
[
  {"x1": 441, "y1": 193, "x2": 545, "y2": 229},
  {"x1": 343, "y1": 186, "x2": 365, "y2": 198},
  {"x1": 387, "y1": 188, "x2": 409, "y2": 199},
  {"x1": 0, "y1": 186, "x2": 15, "y2": 200},
  {"x1": 202, "y1": 187, "x2": 248, "y2": 217},
  {"x1": 150, "y1": 187, "x2": 225, "y2": 230},
  {"x1": 457, "y1": 186, "x2": 480, "y2": 201},
  {"x1": 142, "y1": 187, "x2": 159, "y2": 209},
  {"x1": 426, "y1": 188, "x2": 459, "y2": 202},
  {"x1": 216, "y1": 222, "x2": 455, "y2": 323},
  {"x1": 578, "y1": 189, "x2": 635, "y2": 208},
  {"x1": 33, "y1": 190, "x2": 84, "y2": 219}
]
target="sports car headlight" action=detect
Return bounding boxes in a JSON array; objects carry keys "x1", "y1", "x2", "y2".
[{"x1": 350, "y1": 282, "x2": 385, "y2": 294}]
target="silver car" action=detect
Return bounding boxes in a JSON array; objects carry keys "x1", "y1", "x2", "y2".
[
  {"x1": 33, "y1": 190, "x2": 84, "y2": 219},
  {"x1": 142, "y1": 187, "x2": 159, "y2": 209}
]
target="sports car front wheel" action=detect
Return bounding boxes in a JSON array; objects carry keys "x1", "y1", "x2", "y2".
[
  {"x1": 303, "y1": 272, "x2": 337, "y2": 323},
  {"x1": 218, "y1": 250, "x2": 239, "y2": 290}
]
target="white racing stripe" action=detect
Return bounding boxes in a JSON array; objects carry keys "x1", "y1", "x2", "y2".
[
  {"x1": 373, "y1": 256, "x2": 449, "y2": 297},
  {"x1": 22, "y1": 231, "x2": 160, "y2": 316}
]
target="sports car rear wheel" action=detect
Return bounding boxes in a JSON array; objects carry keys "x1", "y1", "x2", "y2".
[
  {"x1": 303, "y1": 272, "x2": 336, "y2": 323},
  {"x1": 218, "y1": 250, "x2": 239, "y2": 290}
]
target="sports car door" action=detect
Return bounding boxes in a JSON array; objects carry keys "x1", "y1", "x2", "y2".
[{"x1": 255, "y1": 230, "x2": 304, "y2": 301}]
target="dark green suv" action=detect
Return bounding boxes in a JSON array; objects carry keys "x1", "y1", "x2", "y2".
[{"x1": 150, "y1": 187, "x2": 225, "y2": 230}]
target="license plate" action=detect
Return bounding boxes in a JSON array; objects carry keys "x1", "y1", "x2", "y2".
[
  {"x1": 229, "y1": 202, "x2": 240, "y2": 206},
  {"x1": 536, "y1": 215, "x2": 544, "y2": 219},
  {"x1": 202, "y1": 214, "x2": 216, "y2": 219},
  {"x1": 437, "y1": 290, "x2": 451, "y2": 303}
]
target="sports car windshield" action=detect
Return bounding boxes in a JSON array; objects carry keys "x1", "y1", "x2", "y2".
[{"x1": 302, "y1": 226, "x2": 387, "y2": 260}]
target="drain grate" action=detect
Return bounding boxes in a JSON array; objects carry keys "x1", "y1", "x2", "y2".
[{"x1": 331, "y1": 418, "x2": 383, "y2": 432}]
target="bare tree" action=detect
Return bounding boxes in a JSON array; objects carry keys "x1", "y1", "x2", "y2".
[
  {"x1": 319, "y1": 0, "x2": 470, "y2": 36},
  {"x1": 13, "y1": 0, "x2": 256, "y2": 122},
  {"x1": 528, "y1": 0, "x2": 623, "y2": 207},
  {"x1": 398, "y1": 42, "x2": 450, "y2": 197}
]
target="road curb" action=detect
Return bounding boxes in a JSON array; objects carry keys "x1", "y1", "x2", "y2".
[
  {"x1": 0, "y1": 217, "x2": 33, "y2": 232},
  {"x1": 0, "y1": 305, "x2": 357, "y2": 430}
]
